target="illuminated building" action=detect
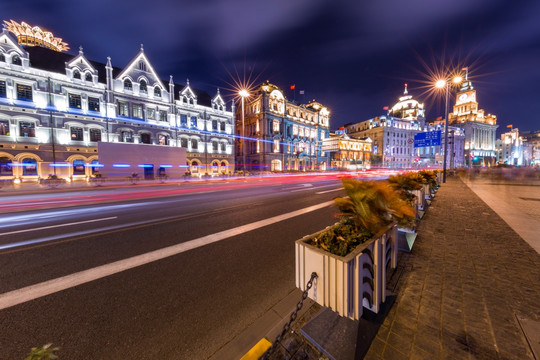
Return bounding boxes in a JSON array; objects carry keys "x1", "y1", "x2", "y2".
[
  {"x1": 448, "y1": 75, "x2": 498, "y2": 167},
  {"x1": 420, "y1": 121, "x2": 466, "y2": 169},
  {"x1": 496, "y1": 128, "x2": 525, "y2": 166},
  {"x1": 0, "y1": 25, "x2": 234, "y2": 182},
  {"x1": 322, "y1": 133, "x2": 372, "y2": 170},
  {"x1": 345, "y1": 86, "x2": 424, "y2": 169},
  {"x1": 520, "y1": 130, "x2": 540, "y2": 167},
  {"x1": 234, "y1": 82, "x2": 330, "y2": 172}
]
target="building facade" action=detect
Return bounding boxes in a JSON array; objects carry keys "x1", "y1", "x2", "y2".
[
  {"x1": 235, "y1": 82, "x2": 330, "y2": 172},
  {"x1": 0, "y1": 23, "x2": 234, "y2": 182},
  {"x1": 449, "y1": 76, "x2": 498, "y2": 167},
  {"x1": 345, "y1": 86, "x2": 424, "y2": 169},
  {"x1": 496, "y1": 128, "x2": 525, "y2": 166},
  {"x1": 322, "y1": 133, "x2": 372, "y2": 170}
]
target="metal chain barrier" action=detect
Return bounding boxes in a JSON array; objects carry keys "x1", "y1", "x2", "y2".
[{"x1": 260, "y1": 272, "x2": 317, "y2": 360}]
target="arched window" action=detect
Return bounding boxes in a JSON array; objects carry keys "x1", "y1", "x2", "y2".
[
  {"x1": 124, "y1": 78, "x2": 132, "y2": 90},
  {"x1": 0, "y1": 53, "x2": 5, "y2": 62},
  {"x1": 22, "y1": 158, "x2": 37, "y2": 175},
  {"x1": 85, "y1": 73, "x2": 92, "y2": 82},
  {"x1": 191, "y1": 160, "x2": 199, "y2": 173},
  {"x1": 139, "y1": 80, "x2": 147, "y2": 93},
  {"x1": 73, "y1": 159, "x2": 85, "y2": 175},
  {"x1": 140, "y1": 133, "x2": 151, "y2": 144},
  {"x1": 73, "y1": 69, "x2": 81, "y2": 79},
  {"x1": 138, "y1": 61, "x2": 146, "y2": 71},
  {"x1": 12, "y1": 55, "x2": 22, "y2": 66},
  {"x1": 154, "y1": 86, "x2": 161, "y2": 97},
  {"x1": 191, "y1": 138, "x2": 198, "y2": 150}
]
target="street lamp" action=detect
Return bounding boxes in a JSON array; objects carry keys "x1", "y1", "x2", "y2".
[
  {"x1": 238, "y1": 89, "x2": 249, "y2": 174},
  {"x1": 435, "y1": 75, "x2": 463, "y2": 183}
]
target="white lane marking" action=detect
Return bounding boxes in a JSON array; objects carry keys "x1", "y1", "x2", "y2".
[
  {"x1": 316, "y1": 188, "x2": 343, "y2": 194},
  {"x1": 0, "y1": 217, "x2": 118, "y2": 237},
  {"x1": 282, "y1": 184, "x2": 313, "y2": 191},
  {"x1": 0, "y1": 200, "x2": 333, "y2": 310}
]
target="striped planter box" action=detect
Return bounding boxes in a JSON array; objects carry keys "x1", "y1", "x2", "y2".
[{"x1": 295, "y1": 223, "x2": 397, "y2": 320}]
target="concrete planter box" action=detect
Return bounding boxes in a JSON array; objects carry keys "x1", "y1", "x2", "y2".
[
  {"x1": 295, "y1": 223, "x2": 397, "y2": 320},
  {"x1": 411, "y1": 188, "x2": 426, "y2": 212},
  {"x1": 397, "y1": 227, "x2": 417, "y2": 252}
]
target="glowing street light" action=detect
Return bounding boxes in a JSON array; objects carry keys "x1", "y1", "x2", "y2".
[
  {"x1": 435, "y1": 74, "x2": 464, "y2": 183},
  {"x1": 239, "y1": 89, "x2": 249, "y2": 174}
]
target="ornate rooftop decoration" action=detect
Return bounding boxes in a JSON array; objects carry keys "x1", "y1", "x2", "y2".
[{"x1": 3, "y1": 20, "x2": 69, "y2": 52}]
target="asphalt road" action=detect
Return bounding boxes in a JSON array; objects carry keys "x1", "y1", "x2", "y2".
[{"x1": 0, "y1": 175, "x2": 347, "y2": 359}]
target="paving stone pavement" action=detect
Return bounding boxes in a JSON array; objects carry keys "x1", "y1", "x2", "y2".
[{"x1": 364, "y1": 176, "x2": 540, "y2": 360}]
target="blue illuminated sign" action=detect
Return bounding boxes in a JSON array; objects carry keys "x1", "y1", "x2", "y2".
[{"x1": 414, "y1": 131, "x2": 441, "y2": 147}]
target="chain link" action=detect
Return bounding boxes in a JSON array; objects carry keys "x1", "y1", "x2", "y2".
[{"x1": 260, "y1": 272, "x2": 317, "y2": 360}]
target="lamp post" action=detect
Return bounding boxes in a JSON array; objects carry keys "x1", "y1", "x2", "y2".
[
  {"x1": 238, "y1": 89, "x2": 249, "y2": 174},
  {"x1": 435, "y1": 75, "x2": 462, "y2": 183}
]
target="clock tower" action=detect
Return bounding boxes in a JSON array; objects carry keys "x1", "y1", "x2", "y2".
[{"x1": 450, "y1": 78, "x2": 480, "y2": 124}]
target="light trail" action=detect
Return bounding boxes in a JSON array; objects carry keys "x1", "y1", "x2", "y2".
[{"x1": 0, "y1": 217, "x2": 117, "y2": 236}]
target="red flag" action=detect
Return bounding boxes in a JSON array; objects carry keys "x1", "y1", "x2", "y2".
[
  {"x1": 383, "y1": 106, "x2": 389, "y2": 111},
  {"x1": 462, "y1": 67, "x2": 468, "y2": 71},
  {"x1": 507, "y1": 124, "x2": 512, "y2": 128},
  {"x1": 290, "y1": 84, "x2": 295, "y2": 90}
]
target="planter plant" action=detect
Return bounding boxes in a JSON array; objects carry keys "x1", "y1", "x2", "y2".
[
  {"x1": 418, "y1": 170, "x2": 438, "y2": 202},
  {"x1": 295, "y1": 178, "x2": 415, "y2": 320}
]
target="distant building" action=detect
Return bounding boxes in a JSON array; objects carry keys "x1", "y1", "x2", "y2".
[
  {"x1": 345, "y1": 85, "x2": 423, "y2": 169},
  {"x1": 496, "y1": 127, "x2": 526, "y2": 166},
  {"x1": 0, "y1": 25, "x2": 234, "y2": 182},
  {"x1": 234, "y1": 82, "x2": 330, "y2": 172},
  {"x1": 322, "y1": 133, "x2": 372, "y2": 170},
  {"x1": 448, "y1": 74, "x2": 498, "y2": 167},
  {"x1": 418, "y1": 121, "x2": 466, "y2": 169},
  {"x1": 521, "y1": 130, "x2": 540, "y2": 167}
]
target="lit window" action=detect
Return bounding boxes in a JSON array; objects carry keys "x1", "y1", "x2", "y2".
[
  {"x1": 19, "y1": 121, "x2": 35, "y2": 137},
  {"x1": 139, "y1": 80, "x2": 147, "y2": 93},
  {"x1": 273, "y1": 120, "x2": 280, "y2": 133},
  {"x1": 274, "y1": 139, "x2": 280, "y2": 152},
  {"x1": 70, "y1": 127, "x2": 83, "y2": 141},
  {"x1": 147, "y1": 108, "x2": 156, "y2": 120},
  {"x1": 68, "y1": 93, "x2": 82, "y2": 109},
  {"x1": 133, "y1": 104, "x2": 143, "y2": 119},
  {"x1": 22, "y1": 158, "x2": 37, "y2": 175},
  {"x1": 16, "y1": 84, "x2": 32, "y2": 101},
  {"x1": 293, "y1": 125, "x2": 298, "y2": 136},
  {"x1": 0, "y1": 120, "x2": 10, "y2": 136},
  {"x1": 118, "y1": 102, "x2": 129, "y2": 117},
  {"x1": 88, "y1": 97, "x2": 100, "y2": 112},
  {"x1": 124, "y1": 79, "x2": 132, "y2": 91},
  {"x1": 73, "y1": 159, "x2": 85, "y2": 175},
  {"x1": 158, "y1": 134, "x2": 168, "y2": 145},
  {"x1": 0, "y1": 156, "x2": 13, "y2": 175},
  {"x1": 121, "y1": 131, "x2": 133, "y2": 143}
]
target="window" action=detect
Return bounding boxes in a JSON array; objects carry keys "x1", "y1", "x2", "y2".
[
  {"x1": 12, "y1": 55, "x2": 22, "y2": 66},
  {"x1": 73, "y1": 159, "x2": 85, "y2": 175},
  {"x1": 138, "y1": 61, "x2": 146, "y2": 71},
  {"x1": 180, "y1": 138, "x2": 188, "y2": 148},
  {"x1": 133, "y1": 104, "x2": 143, "y2": 119},
  {"x1": 0, "y1": 157, "x2": 12, "y2": 175},
  {"x1": 89, "y1": 128, "x2": 101, "y2": 142},
  {"x1": 220, "y1": 142, "x2": 226, "y2": 151},
  {"x1": 0, "y1": 53, "x2": 4, "y2": 62},
  {"x1": 73, "y1": 69, "x2": 81, "y2": 79},
  {"x1": 299, "y1": 127, "x2": 305, "y2": 137},
  {"x1": 16, "y1": 84, "x2": 32, "y2": 101},
  {"x1": 293, "y1": 125, "x2": 298, "y2": 136},
  {"x1": 123, "y1": 78, "x2": 132, "y2": 91},
  {"x1": 191, "y1": 139, "x2": 198, "y2": 150},
  {"x1": 220, "y1": 121, "x2": 226, "y2": 131},
  {"x1": 0, "y1": 120, "x2": 9, "y2": 136},
  {"x1": 91, "y1": 160, "x2": 100, "y2": 174},
  {"x1": 139, "y1": 80, "x2": 147, "y2": 93},
  {"x1": 273, "y1": 119, "x2": 280, "y2": 133},
  {"x1": 118, "y1": 102, "x2": 129, "y2": 117},
  {"x1": 154, "y1": 87, "x2": 161, "y2": 97},
  {"x1": 88, "y1": 97, "x2": 100, "y2": 112},
  {"x1": 71, "y1": 126, "x2": 83, "y2": 141},
  {"x1": 68, "y1": 94, "x2": 82, "y2": 109},
  {"x1": 140, "y1": 133, "x2": 151, "y2": 144},
  {"x1": 190, "y1": 116, "x2": 197, "y2": 128},
  {"x1": 158, "y1": 134, "x2": 168, "y2": 145},
  {"x1": 22, "y1": 158, "x2": 37, "y2": 175},
  {"x1": 19, "y1": 121, "x2": 35, "y2": 137},
  {"x1": 274, "y1": 139, "x2": 280, "y2": 152},
  {"x1": 85, "y1": 73, "x2": 92, "y2": 82},
  {"x1": 212, "y1": 120, "x2": 218, "y2": 130},
  {"x1": 159, "y1": 110, "x2": 167, "y2": 122},
  {"x1": 180, "y1": 114, "x2": 187, "y2": 126},
  {"x1": 212, "y1": 140, "x2": 218, "y2": 151},
  {"x1": 121, "y1": 131, "x2": 133, "y2": 143},
  {"x1": 147, "y1": 108, "x2": 155, "y2": 120},
  {"x1": 0, "y1": 80, "x2": 6, "y2": 98}
]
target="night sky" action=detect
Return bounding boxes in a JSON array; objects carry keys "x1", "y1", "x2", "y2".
[{"x1": 2, "y1": 0, "x2": 539, "y2": 134}]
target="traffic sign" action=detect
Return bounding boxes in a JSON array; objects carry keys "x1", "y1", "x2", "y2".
[{"x1": 414, "y1": 131, "x2": 441, "y2": 148}]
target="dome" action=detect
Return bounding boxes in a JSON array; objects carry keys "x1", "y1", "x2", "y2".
[{"x1": 389, "y1": 84, "x2": 425, "y2": 120}]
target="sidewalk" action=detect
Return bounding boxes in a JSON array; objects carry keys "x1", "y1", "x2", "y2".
[{"x1": 246, "y1": 176, "x2": 540, "y2": 360}]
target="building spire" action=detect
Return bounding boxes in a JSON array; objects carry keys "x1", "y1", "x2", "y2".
[
  {"x1": 140, "y1": 43, "x2": 144, "y2": 52},
  {"x1": 404, "y1": 83, "x2": 408, "y2": 95},
  {"x1": 79, "y1": 45, "x2": 83, "y2": 55}
]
